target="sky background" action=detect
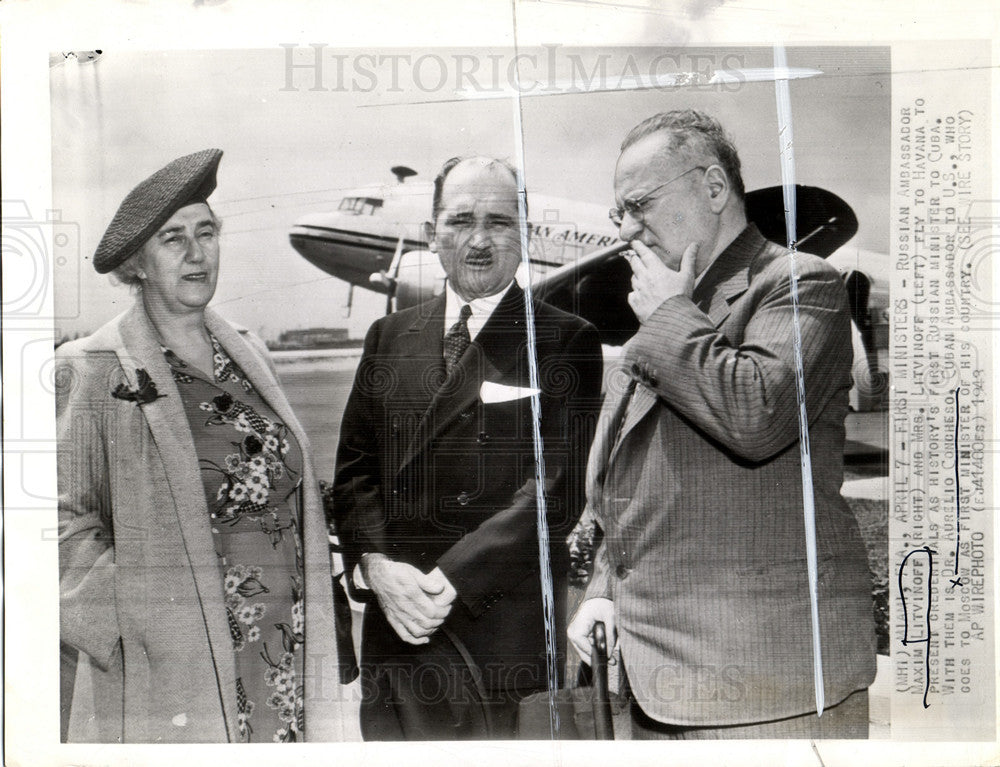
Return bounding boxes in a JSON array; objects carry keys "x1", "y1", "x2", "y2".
[{"x1": 50, "y1": 44, "x2": 890, "y2": 341}]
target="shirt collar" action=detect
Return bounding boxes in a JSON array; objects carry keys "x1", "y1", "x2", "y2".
[
  {"x1": 444, "y1": 281, "x2": 514, "y2": 341},
  {"x1": 159, "y1": 332, "x2": 249, "y2": 388}
]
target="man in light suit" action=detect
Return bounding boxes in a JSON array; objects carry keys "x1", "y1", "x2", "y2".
[
  {"x1": 568, "y1": 110, "x2": 877, "y2": 738},
  {"x1": 333, "y1": 156, "x2": 603, "y2": 739}
]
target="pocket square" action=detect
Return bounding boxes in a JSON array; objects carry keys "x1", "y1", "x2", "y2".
[{"x1": 479, "y1": 381, "x2": 540, "y2": 404}]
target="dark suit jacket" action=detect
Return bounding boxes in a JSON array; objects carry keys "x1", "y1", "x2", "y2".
[
  {"x1": 585, "y1": 225, "x2": 877, "y2": 725},
  {"x1": 334, "y1": 285, "x2": 603, "y2": 692}
]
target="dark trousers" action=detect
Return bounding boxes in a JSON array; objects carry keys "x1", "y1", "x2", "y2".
[{"x1": 360, "y1": 636, "x2": 529, "y2": 740}]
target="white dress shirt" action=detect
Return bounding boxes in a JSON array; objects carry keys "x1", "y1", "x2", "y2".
[{"x1": 443, "y1": 281, "x2": 514, "y2": 341}]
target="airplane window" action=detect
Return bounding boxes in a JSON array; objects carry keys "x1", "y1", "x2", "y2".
[
  {"x1": 337, "y1": 196, "x2": 383, "y2": 215},
  {"x1": 360, "y1": 198, "x2": 384, "y2": 215}
]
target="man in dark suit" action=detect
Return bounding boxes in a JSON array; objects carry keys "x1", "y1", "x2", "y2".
[
  {"x1": 568, "y1": 110, "x2": 877, "y2": 738},
  {"x1": 334, "y1": 156, "x2": 603, "y2": 739}
]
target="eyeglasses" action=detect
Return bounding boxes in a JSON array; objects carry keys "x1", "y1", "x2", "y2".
[{"x1": 608, "y1": 166, "x2": 706, "y2": 228}]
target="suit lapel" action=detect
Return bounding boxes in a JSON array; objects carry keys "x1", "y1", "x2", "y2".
[
  {"x1": 695, "y1": 265, "x2": 748, "y2": 328},
  {"x1": 612, "y1": 383, "x2": 657, "y2": 453},
  {"x1": 112, "y1": 302, "x2": 239, "y2": 739},
  {"x1": 585, "y1": 374, "x2": 634, "y2": 506},
  {"x1": 693, "y1": 225, "x2": 764, "y2": 327},
  {"x1": 606, "y1": 228, "x2": 766, "y2": 468},
  {"x1": 396, "y1": 295, "x2": 448, "y2": 409},
  {"x1": 397, "y1": 285, "x2": 524, "y2": 474},
  {"x1": 468, "y1": 283, "x2": 526, "y2": 381}
]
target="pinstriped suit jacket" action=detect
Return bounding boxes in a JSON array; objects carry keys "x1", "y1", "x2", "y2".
[{"x1": 584, "y1": 225, "x2": 877, "y2": 726}]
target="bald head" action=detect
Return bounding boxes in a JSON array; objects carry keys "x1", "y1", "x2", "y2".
[
  {"x1": 614, "y1": 118, "x2": 748, "y2": 272},
  {"x1": 424, "y1": 156, "x2": 527, "y2": 301},
  {"x1": 431, "y1": 156, "x2": 525, "y2": 223},
  {"x1": 621, "y1": 109, "x2": 746, "y2": 203}
]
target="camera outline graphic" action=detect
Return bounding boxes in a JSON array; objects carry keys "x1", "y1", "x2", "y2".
[{"x1": 2, "y1": 200, "x2": 82, "y2": 320}]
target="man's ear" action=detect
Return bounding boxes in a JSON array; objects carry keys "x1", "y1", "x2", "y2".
[
  {"x1": 704, "y1": 165, "x2": 730, "y2": 213},
  {"x1": 422, "y1": 221, "x2": 436, "y2": 251}
]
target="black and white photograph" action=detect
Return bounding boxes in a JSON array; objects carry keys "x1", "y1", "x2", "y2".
[{"x1": 2, "y1": 3, "x2": 997, "y2": 765}]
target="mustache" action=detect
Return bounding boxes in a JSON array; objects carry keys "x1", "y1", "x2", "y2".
[{"x1": 465, "y1": 246, "x2": 494, "y2": 260}]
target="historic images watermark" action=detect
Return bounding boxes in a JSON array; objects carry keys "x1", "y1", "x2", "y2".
[{"x1": 278, "y1": 44, "x2": 749, "y2": 95}]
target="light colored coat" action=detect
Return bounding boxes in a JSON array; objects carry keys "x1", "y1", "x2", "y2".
[
  {"x1": 585, "y1": 226, "x2": 877, "y2": 726},
  {"x1": 58, "y1": 302, "x2": 352, "y2": 742}
]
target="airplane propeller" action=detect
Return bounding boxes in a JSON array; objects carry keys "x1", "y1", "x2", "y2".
[
  {"x1": 369, "y1": 232, "x2": 409, "y2": 313},
  {"x1": 844, "y1": 270, "x2": 888, "y2": 404},
  {"x1": 744, "y1": 185, "x2": 858, "y2": 258}
]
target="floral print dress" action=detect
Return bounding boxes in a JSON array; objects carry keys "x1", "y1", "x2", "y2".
[{"x1": 163, "y1": 336, "x2": 305, "y2": 742}]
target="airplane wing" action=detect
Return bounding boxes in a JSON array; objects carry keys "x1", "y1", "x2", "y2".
[{"x1": 533, "y1": 240, "x2": 638, "y2": 345}]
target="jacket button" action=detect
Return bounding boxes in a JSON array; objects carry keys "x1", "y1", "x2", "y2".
[
  {"x1": 477, "y1": 432, "x2": 489, "y2": 444},
  {"x1": 616, "y1": 565, "x2": 629, "y2": 579},
  {"x1": 457, "y1": 492, "x2": 470, "y2": 506}
]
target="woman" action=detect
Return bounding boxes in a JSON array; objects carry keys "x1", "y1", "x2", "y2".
[{"x1": 57, "y1": 149, "x2": 351, "y2": 742}]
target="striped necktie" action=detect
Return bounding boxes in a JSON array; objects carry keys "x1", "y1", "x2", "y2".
[{"x1": 443, "y1": 304, "x2": 472, "y2": 375}]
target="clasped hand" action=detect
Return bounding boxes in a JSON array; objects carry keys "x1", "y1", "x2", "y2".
[
  {"x1": 361, "y1": 554, "x2": 457, "y2": 645},
  {"x1": 626, "y1": 241, "x2": 698, "y2": 323}
]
